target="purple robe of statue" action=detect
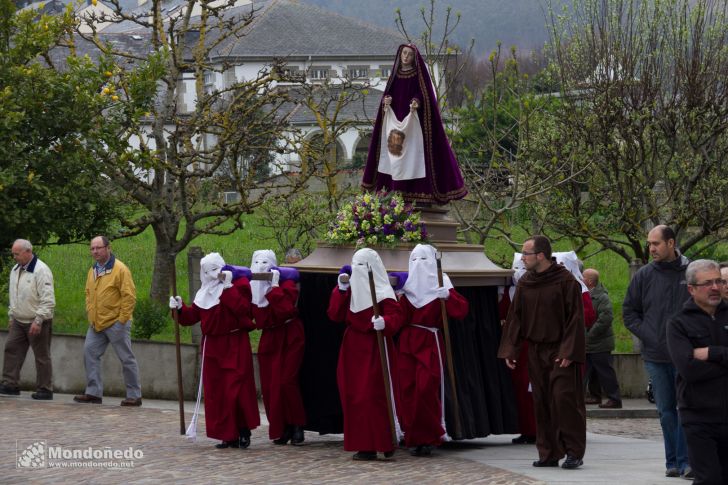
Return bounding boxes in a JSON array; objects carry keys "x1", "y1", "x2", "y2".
[{"x1": 361, "y1": 44, "x2": 467, "y2": 204}]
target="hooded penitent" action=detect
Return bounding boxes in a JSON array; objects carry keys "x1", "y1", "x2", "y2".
[
  {"x1": 194, "y1": 253, "x2": 231, "y2": 310},
  {"x1": 349, "y1": 248, "x2": 396, "y2": 313},
  {"x1": 402, "y1": 244, "x2": 453, "y2": 308},
  {"x1": 250, "y1": 250, "x2": 277, "y2": 308}
]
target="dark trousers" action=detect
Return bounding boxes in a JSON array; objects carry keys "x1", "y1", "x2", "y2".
[
  {"x1": 2, "y1": 319, "x2": 52, "y2": 391},
  {"x1": 585, "y1": 352, "x2": 621, "y2": 403},
  {"x1": 682, "y1": 422, "x2": 728, "y2": 485},
  {"x1": 528, "y1": 342, "x2": 586, "y2": 462}
]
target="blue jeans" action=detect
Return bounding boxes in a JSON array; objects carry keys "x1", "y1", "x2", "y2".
[{"x1": 644, "y1": 361, "x2": 688, "y2": 472}]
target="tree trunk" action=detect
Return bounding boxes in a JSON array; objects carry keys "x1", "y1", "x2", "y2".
[{"x1": 150, "y1": 234, "x2": 176, "y2": 304}]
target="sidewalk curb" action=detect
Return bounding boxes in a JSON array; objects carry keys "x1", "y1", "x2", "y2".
[{"x1": 587, "y1": 408, "x2": 658, "y2": 418}]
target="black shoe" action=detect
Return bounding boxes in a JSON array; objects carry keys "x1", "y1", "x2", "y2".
[
  {"x1": 533, "y1": 459, "x2": 559, "y2": 467},
  {"x1": 598, "y1": 399, "x2": 622, "y2": 409},
  {"x1": 31, "y1": 390, "x2": 53, "y2": 400},
  {"x1": 290, "y1": 426, "x2": 304, "y2": 446},
  {"x1": 352, "y1": 451, "x2": 377, "y2": 461},
  {"x1": 73, "y1": 394, "x2": 102, "y2": 404},
  {"x1": 561, "y1": 455, "x2": 583, "y2": 469},
  {"x1": 239, "y1": 428, "x2": 251, "y2": 449},
  {"x1": 410, "y1": 445, "x2": 432, "y2": 457},
  {"x1": 0, "y1": 383, "x2": 20, "y2": 396},
  {"x1": 512, "y1": 434, "x2": 536, "y2": 444},
  {"x1": 273, "y1": 425, "x2": 293, "y2": 445},
  {"x1": 215, "y1": 440, "x2": 239, "y2": 449},
  {"x1": 382, "y1": 450, "x2": 395, "y2": 458}
]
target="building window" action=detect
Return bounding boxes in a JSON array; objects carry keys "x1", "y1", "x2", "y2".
[
  {"x1": 308, "y1": 66, "x2": 331, "y2": 80},
  {"x1": 203, "y1": 71, "x2": 215, "y2": 94},
  {"x1": 378, "y1": 65, "x2": 391, "y2": 79},
  {"x1": 279, "y1": 66, "x2": 304, "y2": 82},
  {"x1": 347, "y1": 66, "x2": 369, "y2": 79}
]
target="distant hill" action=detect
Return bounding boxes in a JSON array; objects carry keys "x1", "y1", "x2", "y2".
[{"x1": 302, "y1": 0, "x2": 570, "y2": 57}]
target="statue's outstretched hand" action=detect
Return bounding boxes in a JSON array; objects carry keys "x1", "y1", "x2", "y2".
[
  {"x1": 410, "y1": 98, "x2": 419, "y2": 111},
  {"x1": 383, "y1": 95, "x2": 392, "y2": 106}
]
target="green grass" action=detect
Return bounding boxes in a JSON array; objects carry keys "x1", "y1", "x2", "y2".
[
  {"x1": 0, "y1": 214, "x2": 273, "y2": 346},
  {"x1": 2, "y1": 214, "x2": 637, "y2": 352}
]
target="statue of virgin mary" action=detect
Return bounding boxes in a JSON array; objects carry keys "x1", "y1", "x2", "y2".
[{"x1": 361, "y1": 44, "x2": 467, "y2": 204}]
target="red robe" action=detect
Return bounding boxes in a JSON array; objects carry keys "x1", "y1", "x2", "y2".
[
  {"x1": 177, "y1": 278, "x2": 260, "y2": 441},
  {"x1": 582, "y1": 293, "x2": 596, "y2": 328},
  {"x1": 327, "y1": 287, "x2": 404, "y2": 452},
  {"x1": 397, "y1": 289, "x2": 469, "y2": 447},
  {"x1": 499, "y1": 291, "x2": 537, "y2": 437},
  {"x1": 252, "y1": 280, "x2": 306, "y2": 440}
]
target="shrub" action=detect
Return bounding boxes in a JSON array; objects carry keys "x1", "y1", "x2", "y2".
[{"x1": 132, "y1": 298, "x2": 171, "y2": 340}]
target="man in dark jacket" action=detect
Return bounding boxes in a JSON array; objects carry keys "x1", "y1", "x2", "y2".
[
  {"x1": 667, "y1": 259, "x2": 728, "y2": 485},
  {"x1": 499, "y1": 235, "x2": 586, "y2": 470},
  {"x1": 623, "y1": 225, "x2": 691, "y2": 478},
  {"x1": 583, "y1": 268, "x2": 622, "y2": 409}
]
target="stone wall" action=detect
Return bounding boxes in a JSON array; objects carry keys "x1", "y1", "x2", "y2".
[{"x1": 1, "y1": 330, "x2": 646, "y2": 399}]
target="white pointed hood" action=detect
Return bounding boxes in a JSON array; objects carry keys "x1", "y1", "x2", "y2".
[
  {"x1": 349, "y1": 248, "x2": 396, "y2": 313},
  {"x1": 250, "y1": 249, "x2": 277, "y2": 308},
  {"x1": 194, "y1": 253, "x2": 231, "y2": 310},
  {"x1": 402, "y1": 244, "x2": 453, "y2": 308}
]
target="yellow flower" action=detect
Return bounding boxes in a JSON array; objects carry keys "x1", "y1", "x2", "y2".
[
  {"x1": 91, "y1": 0, "x2": 97, "y2": 6},
  {"x1": 111, "y1": 95, "x2": 119, "y2": 101},
  {"x1": 102, "y1": 87, "x2": 110, "y2": 94}
]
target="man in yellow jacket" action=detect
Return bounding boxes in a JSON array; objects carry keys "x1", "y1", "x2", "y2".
[{"x1": 74, "y1": 236, "x2": 142, "y2": 406}]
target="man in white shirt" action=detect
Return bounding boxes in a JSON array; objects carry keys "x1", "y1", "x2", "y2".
[{"x1": 0, "y1": 239, "x2": 55, "y2": 399}]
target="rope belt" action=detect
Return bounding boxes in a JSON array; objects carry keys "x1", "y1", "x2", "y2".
[
  {"x1": 412, "y1": 324, "x2": 451, "y2": 441},
  {"x1": 186, "y1": 337, "x2": 207, "y2": 441},
  {"x1": 382, "y1": 335, "x2": 404, "y2": 442}
]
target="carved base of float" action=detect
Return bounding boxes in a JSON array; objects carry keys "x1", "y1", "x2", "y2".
[{"x1": 289, "y1": 205, "x2": 512, "y2": 287}]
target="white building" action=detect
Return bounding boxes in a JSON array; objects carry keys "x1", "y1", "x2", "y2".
[{"x1": 78, "y1": 0, "x2": 414, "y2": 173}]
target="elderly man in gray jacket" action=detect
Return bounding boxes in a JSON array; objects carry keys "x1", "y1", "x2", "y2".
[{"x1": 582, "y1": 269, "x2": 622, "y2": 409}]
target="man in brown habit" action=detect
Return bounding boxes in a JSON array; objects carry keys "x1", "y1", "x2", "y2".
[{"x1": 498, "y1": 235, "x2": 587, "y2": 469}]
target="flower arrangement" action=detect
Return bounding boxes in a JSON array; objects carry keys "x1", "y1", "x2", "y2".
[{"x1": 326, "y1": 190, "x2": 428, "y2": 248}]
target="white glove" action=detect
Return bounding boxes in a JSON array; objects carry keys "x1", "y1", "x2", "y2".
[
  {"x1": 338, "y1": 273, "x2": 350, "y2": 291},
  {"x1": 436, "y1": 287, "x2": 450, "y2": 300},
  {"x1": 169, "y1": 296, "x2": 183, "y2": 310},
  {"x1": 270, "y1": 269, "x2": 280, "y2": 287},
  {"x1": 220, "y1": 270, "x2": 233, "y2": 287},
  {"x1": 372, "y1": 315, "x2": 385, "y2": 331}
]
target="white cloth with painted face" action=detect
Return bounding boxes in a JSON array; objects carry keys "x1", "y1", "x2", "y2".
[
  {"x1": 349, "y1": 248, "x2": 396, "y2": 314},
  {"x1": 401, "y1": 244, "x2": 453, "y2": 308},
  {"x1": 250, "y1": 249, "x2": 277, "y2": 308},
  {"x1": 378, "y1": 103, "x2": 426, "y2": 181},
  {"x1": 553, "y1": 251, "x2": 589, "y2": 293},
  {"x1": 193, "y1": 252, "x2": 232, "y2": 310}
]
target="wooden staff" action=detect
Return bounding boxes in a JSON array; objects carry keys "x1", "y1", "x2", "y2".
[
  {"x1": 367, "y1": 265, "x2": 398, "y2": 448},
  {"x1": 170, "y1": 262, "x2": 186, "y2": 435},
  {"x1": 436, "y1": 251, "x2": 462, "y2": 439}
]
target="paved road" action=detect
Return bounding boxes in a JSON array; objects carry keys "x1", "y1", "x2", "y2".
[{"x1": 0, "y1": 394, "x2": 672, "y2": 484}]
